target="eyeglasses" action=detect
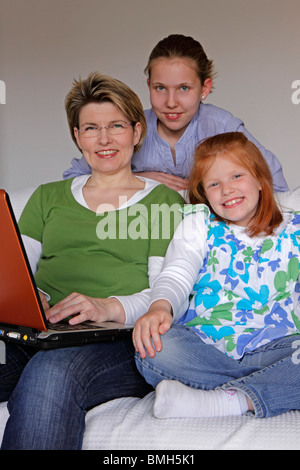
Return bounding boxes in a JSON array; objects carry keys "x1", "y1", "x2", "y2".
[{"x1": 77, "y1": 122, "x2": 133, "y2": 138}]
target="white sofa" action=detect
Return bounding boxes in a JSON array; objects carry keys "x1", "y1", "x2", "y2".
[{"x1": 1, "y1": 186, "x2": 300, "y2": 450}]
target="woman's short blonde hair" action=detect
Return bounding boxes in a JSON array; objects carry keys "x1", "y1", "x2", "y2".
[{"x1": 65, "y1": 72, "x2": 147, "y2": 153}]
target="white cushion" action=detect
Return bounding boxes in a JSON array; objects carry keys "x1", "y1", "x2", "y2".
[
  {"x1": 82, "y1": 392, "x2": 300, "y2": 450},
  {"x1": 275, "y1": 186, "x2": 300, "y2": 211},
  {"x1": 8, "y1": 187, "x2": 36, "y2": 221}
]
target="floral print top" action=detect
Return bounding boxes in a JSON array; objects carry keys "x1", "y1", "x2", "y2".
[{"x1": 178, "y1": 206, "x2": 300, "y2": 359}]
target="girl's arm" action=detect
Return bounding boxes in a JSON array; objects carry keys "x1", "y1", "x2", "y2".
[
  {"x1": 133, "y1": 210, "x2": 208, "y2": 358},
  {"x1": 134, "y1": 171, "x2": 189, "y2": 191},
  {"x1": 112, "y1": 256, "x2": 164, "y2": 325}
]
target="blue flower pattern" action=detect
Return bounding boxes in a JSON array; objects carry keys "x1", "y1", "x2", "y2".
[{"x1": 178, "y1": 207, "x2": 300, "y2": 359}]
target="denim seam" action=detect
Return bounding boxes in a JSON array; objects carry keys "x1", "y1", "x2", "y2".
[
  {"x1": 136, "y1": 355, "x2": 213, "y2": 390},
  {"x1": 81, "y1": 348, "x2": 138, "y2": 408},
  {"x1": 135, "y1": 356, "x2": 174, "y2": 382},
  {"x1": 221, "y1": 382, "x2": 264, "y2": 418},
  {"x1": 242, "y1": 334, "x2": 300, "y2": 358}
]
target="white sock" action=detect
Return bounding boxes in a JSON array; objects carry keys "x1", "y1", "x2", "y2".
[{"x1": 153, "y1": 380, "x2": 249, "y2": 419}]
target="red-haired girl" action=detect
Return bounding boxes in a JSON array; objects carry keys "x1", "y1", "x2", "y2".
[{"x1": 133, "y1": 132, "x2": 300, "y2": 419}]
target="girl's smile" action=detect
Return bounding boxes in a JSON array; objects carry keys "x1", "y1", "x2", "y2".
[
  {"x1": 148, "y1": 57, "x2": 212, "y2": 142},
  {"x1": 203, "y1": 152, "x2": 262, "y2": 227},
  {"x1": 164, "y1": 113, "x2": 182, "y2": 121},
  {"x1": 222, "y1": 197, "x2": 244, "y2": 207}
]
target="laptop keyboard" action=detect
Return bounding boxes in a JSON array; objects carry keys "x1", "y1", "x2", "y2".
[{"x1": 50, "y1": 322, "x2": 104, "y2": 331}]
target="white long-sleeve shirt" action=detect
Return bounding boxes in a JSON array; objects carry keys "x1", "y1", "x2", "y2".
[{"x1": 148, "y1": 207, "x2": 208, "y2": 321}]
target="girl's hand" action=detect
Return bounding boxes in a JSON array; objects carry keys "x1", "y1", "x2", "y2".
[
  {"x1": 132, "y1": 300, "x2": 173, "y2": 359},
  {"x1": 135, "y1": 171, "x2": 189, "y2": 191},
  {"x1": 46, "y1": 292, "x2": 126, "y2": 325}
]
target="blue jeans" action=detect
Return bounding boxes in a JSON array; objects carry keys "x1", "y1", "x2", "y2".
[
  {"x1": 0, "y1": 338, "x2": 152, "y2": 449},
  {"x1": 135, "y1": 325, "x2": 300, "y2": 418}
]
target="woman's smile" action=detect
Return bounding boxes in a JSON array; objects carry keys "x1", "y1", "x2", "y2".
[
  {"x1": 74, "y1": 102, "x2": 141, "y2": 176},
  {"x1": 96, "y1": 149, "x2": 119, "y2": 159}
]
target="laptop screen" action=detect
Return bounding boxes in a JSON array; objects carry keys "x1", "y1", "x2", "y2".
[{"x1": 0, "y1": 190, "x2": 47, "y2": 331}]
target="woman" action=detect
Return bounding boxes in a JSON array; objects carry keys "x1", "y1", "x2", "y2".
[
  {"x1": 64, "y1": 34, "x2": 288, "y2": 193},
  {"x1": 0, "y1": 72, "x2": 184, "y2": 450}
]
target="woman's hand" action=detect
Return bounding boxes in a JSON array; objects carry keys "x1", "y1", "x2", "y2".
[
  {"x1": 134, "y1": 171, "x2": 189, "y2": 191},
  {"x1": 132, "y1": 300, "x2": 173, "y2": 359},
  {"x1": 46, "y1": 292, "x2": 126, "y2": 325}
]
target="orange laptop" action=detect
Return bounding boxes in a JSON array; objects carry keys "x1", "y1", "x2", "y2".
[{"x1": 0, "y1": 189, "x2": 132, "y2": 349}]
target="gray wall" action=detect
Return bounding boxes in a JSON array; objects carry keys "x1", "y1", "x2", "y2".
[{"x1": 0, "y1": 0, "x2": 299, "y2": 191}]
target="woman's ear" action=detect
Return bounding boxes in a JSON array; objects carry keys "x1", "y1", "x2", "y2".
[
  {"x1": 74, "y1": 127, "x2": 82, "y2": 150},
  {"x1": 133, "y1": 122, "x2": 142, "y2": 147}
]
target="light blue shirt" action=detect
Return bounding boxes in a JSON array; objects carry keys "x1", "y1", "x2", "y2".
[{"x1": 63, "y1": 103, "x2": 288, "y2": 192}]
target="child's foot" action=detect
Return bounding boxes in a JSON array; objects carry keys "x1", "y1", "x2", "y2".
[{"x1": 153, "y1": 380, "x2": 249, "y2": 418}]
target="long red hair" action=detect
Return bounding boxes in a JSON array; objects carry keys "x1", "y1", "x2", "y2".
[{"x1": 189, "y1": 132, "x2": 283, "y2": 237}]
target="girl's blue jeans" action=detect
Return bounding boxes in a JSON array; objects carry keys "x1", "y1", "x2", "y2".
[
  {"x1": 135, "y1": 324, "x2": 300, "y2": 418},
  {"x1": 0, "y1": 337, "x2": 152, "y2": 450}
]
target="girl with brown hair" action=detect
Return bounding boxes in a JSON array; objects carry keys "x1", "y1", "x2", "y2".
[{"x1": 64, "y1": 34, "x2": 288, "y2": 193}]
